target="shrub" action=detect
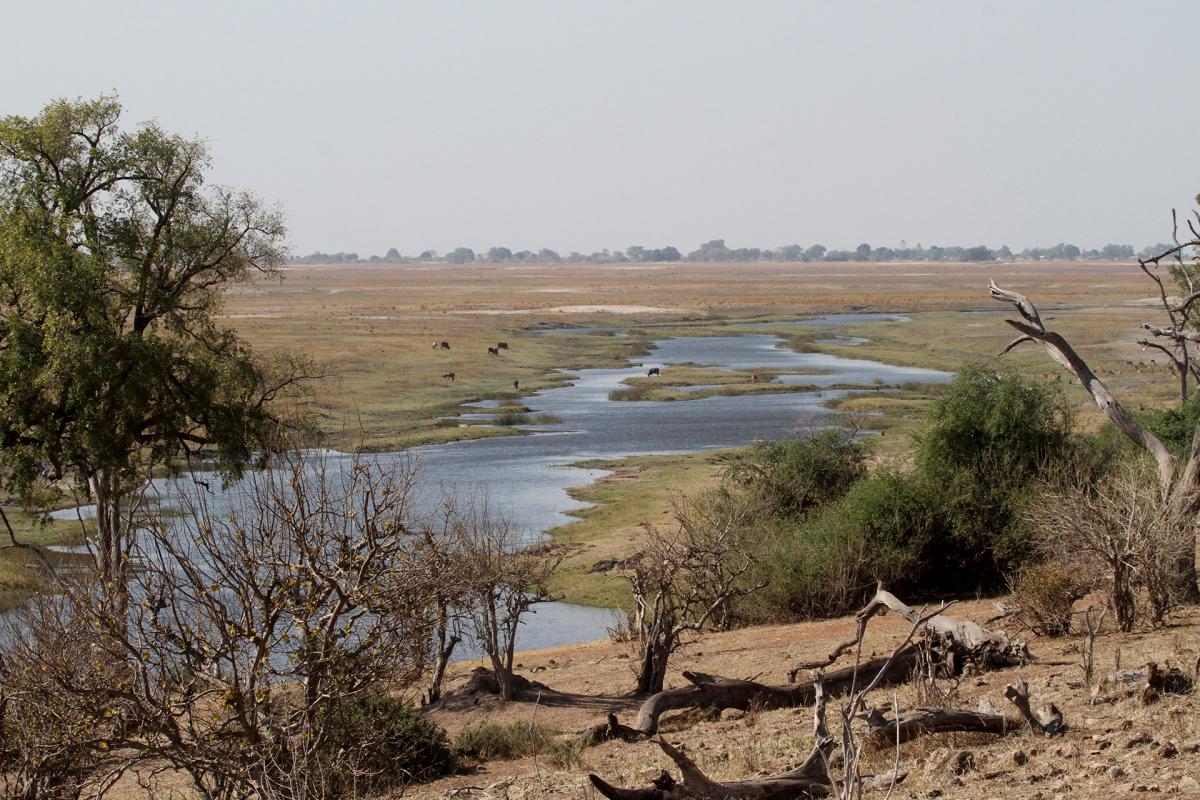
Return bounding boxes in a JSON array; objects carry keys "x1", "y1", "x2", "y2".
[
  {"x1": 455, "y1": 721, "x2": 565, "y2": 762},
  {"x1": 750, "y1": 471, "x2": 933, "y2": 618},
  {"x1": 726, "y1": 427, "x2": 868, "y2": 519},
  {"x1": 494, "y1": 411, "x2": 530, "y2": 426},
  {"x1": 1026, "y1": 460, "x2": 1193, "y2": 630},
  {"x1": 1009, "y1": 559, "x2": 1088, "y2": 636},
  {"x1": 320, "y1": 695, "x2": 457, "y2": 791},
  {"x1": 913, "y1": 366, "x2": 1077, "y2": 587}
]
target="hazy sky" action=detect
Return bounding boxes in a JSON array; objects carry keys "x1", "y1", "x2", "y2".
[{"x1": 4, "y1": 1, "x2": 1198, "y2": 256}]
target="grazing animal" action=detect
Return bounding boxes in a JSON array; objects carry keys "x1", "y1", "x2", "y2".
[
  {"x1": 442, "y1": 372, "x2": 455, "y2": 382},
  {"x1": 487, "y1": 346, "x2": 500, "y2": 356},
  {"x1": 647, "y1": 367, "x2": 660, "y2": 377},
  {"x1": 432, "y1": 341, "x2": 439, "y2": 350},
  {"x1": 497, "y1": 342, "x2": 509, "y2": 350},
  {"x1": 751, "y1": 373, "x2": 759, "y2": 384},
  {"x1": 439, "y1": 341, "x2": 451, "y2": 350},
  {"x1": 513, "y1": 380, "x2": 520, "y2": 390}
]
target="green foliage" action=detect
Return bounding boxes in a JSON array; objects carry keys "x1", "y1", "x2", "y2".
[
  {"x1": 320, "y1": 695, "x2": 457, "y2": 790},
  {"x1": 494, "y1": 411, "x2": 530, "y2": 426},
  {"x1": 750, "y1": 471, "x2": 931, "y2": 618},
  {"x1": 455, "y1": 721, "x2": 578, "y2": 767},
  {"x1": 742, "y1": 367, "x2": 1081, "y2": 618},
  {"x1": 1139, "y1": 391, "x2": 1200, "y2": 457},
  {"x1": 727, "y1": 428, "x2": 867, "y2": 519},
  {"x1": 0, "y1": 96, "x2": 308, "y2": 514}
]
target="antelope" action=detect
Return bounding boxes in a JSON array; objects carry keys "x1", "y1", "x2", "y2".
[{"x1": 442, "y1": 372, "x2": 455, "y2": 382}]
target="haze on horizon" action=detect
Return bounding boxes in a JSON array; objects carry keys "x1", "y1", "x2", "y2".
[{"x1": 4, "y1": 1, "x2": 1198, "y2": 257}]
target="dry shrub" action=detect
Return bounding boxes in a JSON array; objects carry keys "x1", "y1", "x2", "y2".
[
  {"x1": 1026, "y1": 459, "x2": 1194, "y2": 631},
  {"x1": 1009, "y1": 559, "x2": 1089, "y2": 636}
]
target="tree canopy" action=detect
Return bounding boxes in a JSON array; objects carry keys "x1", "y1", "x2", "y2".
[{"x1": 0, "y1": 96, "x2": 308, "y2": 582}]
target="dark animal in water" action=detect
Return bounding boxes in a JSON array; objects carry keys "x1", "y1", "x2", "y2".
[
  {"x1": 439, "y1": 341, "x2": 451, "y2": 350},
  {"x1": 497, "y1": 342, "x2": 509, "y2": 349},
  {"x1": 487, "y1": 347, "x2": 500, "y2": 356},
  {"x1": 647, "y1": 367, "x2": 660, "y2": 377},
  {"x1": 442, "y1": 372, "x2": 455, "y2": 382},
  {"x1": 513, "y1": 380, "x2": 520, "y2": 390}
]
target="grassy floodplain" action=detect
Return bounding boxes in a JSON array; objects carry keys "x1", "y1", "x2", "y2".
[{"x1": 209, "y1": 259, "x2": 1184, "y2": 607}]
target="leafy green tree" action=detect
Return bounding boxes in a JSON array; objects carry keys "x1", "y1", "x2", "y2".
[{"x1": 0, "y1": 96, "x2": 308, "y2": 598}]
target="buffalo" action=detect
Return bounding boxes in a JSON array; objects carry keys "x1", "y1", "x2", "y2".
[{"x1": 647, "y1": 367, "x2": 661, "y2": 377}]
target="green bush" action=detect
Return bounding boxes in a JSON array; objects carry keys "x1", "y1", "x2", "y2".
[
  {"x1": 494, "y1": 411, "x2": 530, "y2": 426},
  {"x1": 320, "y1": 696, "x2": 457, "y2": 790},
  {"x1": 911, "y1": 365, "x2": 1077, "y2": 587},
  {"x1": 1138, "y1": 390, "x2": 1200, "y2": 458},
  {"x1": 751, "y1": 471, "x2": 936, "y2": 618},
  {"x1": 727, "y1": 428, "x2": 868, "y2": 519},
  {"x1": 455, "y1": 721, "x2": 578, "y2": 767}
]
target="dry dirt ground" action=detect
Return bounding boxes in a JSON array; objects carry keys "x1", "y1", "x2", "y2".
[{"x1": 420, "y1": 600, "x2": 1200, "y2": 800}]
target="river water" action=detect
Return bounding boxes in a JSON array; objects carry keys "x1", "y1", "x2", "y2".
[{"x1": 52, "y1": 315, "x2": 951, "y2": 656}]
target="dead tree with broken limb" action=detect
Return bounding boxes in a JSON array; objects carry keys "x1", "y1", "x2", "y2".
[{"x1": 990, "y1": 280, "x2": 1200, "y2": 601}]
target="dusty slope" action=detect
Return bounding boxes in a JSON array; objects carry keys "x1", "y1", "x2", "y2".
[{"x1": 420, "y1": 600, "x2": 1200, "y2": 799}]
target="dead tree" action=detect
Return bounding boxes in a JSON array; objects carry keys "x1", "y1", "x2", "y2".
[
  {"x1": 460, "y1": 506, "x2": 566, "y2": 701},
  {"x1": 1135, "y1": 208, "x2": 1200, "y2": 402},
  {"x1": 626, "y1": 501, "x2": 765, "y2": 696},
  {"x1": 990, "y1": 281, "x2": 1200, "y2": 601}
]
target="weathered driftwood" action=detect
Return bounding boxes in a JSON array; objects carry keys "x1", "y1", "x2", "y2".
[
  {"x1": 864, "y1": 707, "x2": 1013, "y2": 745},
  {"x1": 790, "y1": 585, "x2": 1028, "y2": 682},
  {"x1": 864, "y1": 677, "x2": 1063, "y2": 745},
  {"x1": 589, "y1": 673, "x2": 906, "y2": 800},
  {"x1": 587, "y1": 736, "x2": 906, "y2": 800},
  {"x1": 584, "y1": 650, "x2": 921, "y2": 745}
]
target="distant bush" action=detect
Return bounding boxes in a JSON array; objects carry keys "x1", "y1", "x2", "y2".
[
  {"x1": 320, "y1": 696, "x2": 457, "y2": 790},
  {"x1": 494, "y1": 411, "x2": 530, "y2": 426}
]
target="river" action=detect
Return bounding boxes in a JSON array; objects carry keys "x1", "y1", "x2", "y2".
[{"x1": 52, "y1": 314, "x2": 951, "y2": 655}]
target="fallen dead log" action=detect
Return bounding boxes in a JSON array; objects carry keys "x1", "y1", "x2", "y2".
[
  {"x1": 863, "y1": 676, "x2": 1065, "y2": 745},
  {"x1": 864, "y1": 706, "x2": 1014, "y2": 745},
  {"x1": 587, "y1": 737, "x2": 904, "y2": 800},
  {"x1": 583, "y1": 648, "x2": 921, "y2": 745}
]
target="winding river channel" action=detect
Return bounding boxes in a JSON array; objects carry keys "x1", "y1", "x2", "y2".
[{"x1": 52, "y1": 314, "x2": 951, "y2": 655}]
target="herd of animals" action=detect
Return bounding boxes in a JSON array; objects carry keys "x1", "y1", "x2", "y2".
[
  {"x1": 435, "y1": 340, "x2": 510, "y2": 384},
  {"x1": 433, "y1": 342, "x2": 764, "y2": 391}
]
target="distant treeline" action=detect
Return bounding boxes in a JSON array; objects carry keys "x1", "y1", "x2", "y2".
[{"x1": 291, "y1": 240, "x2": 1178, "y2": 265}]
